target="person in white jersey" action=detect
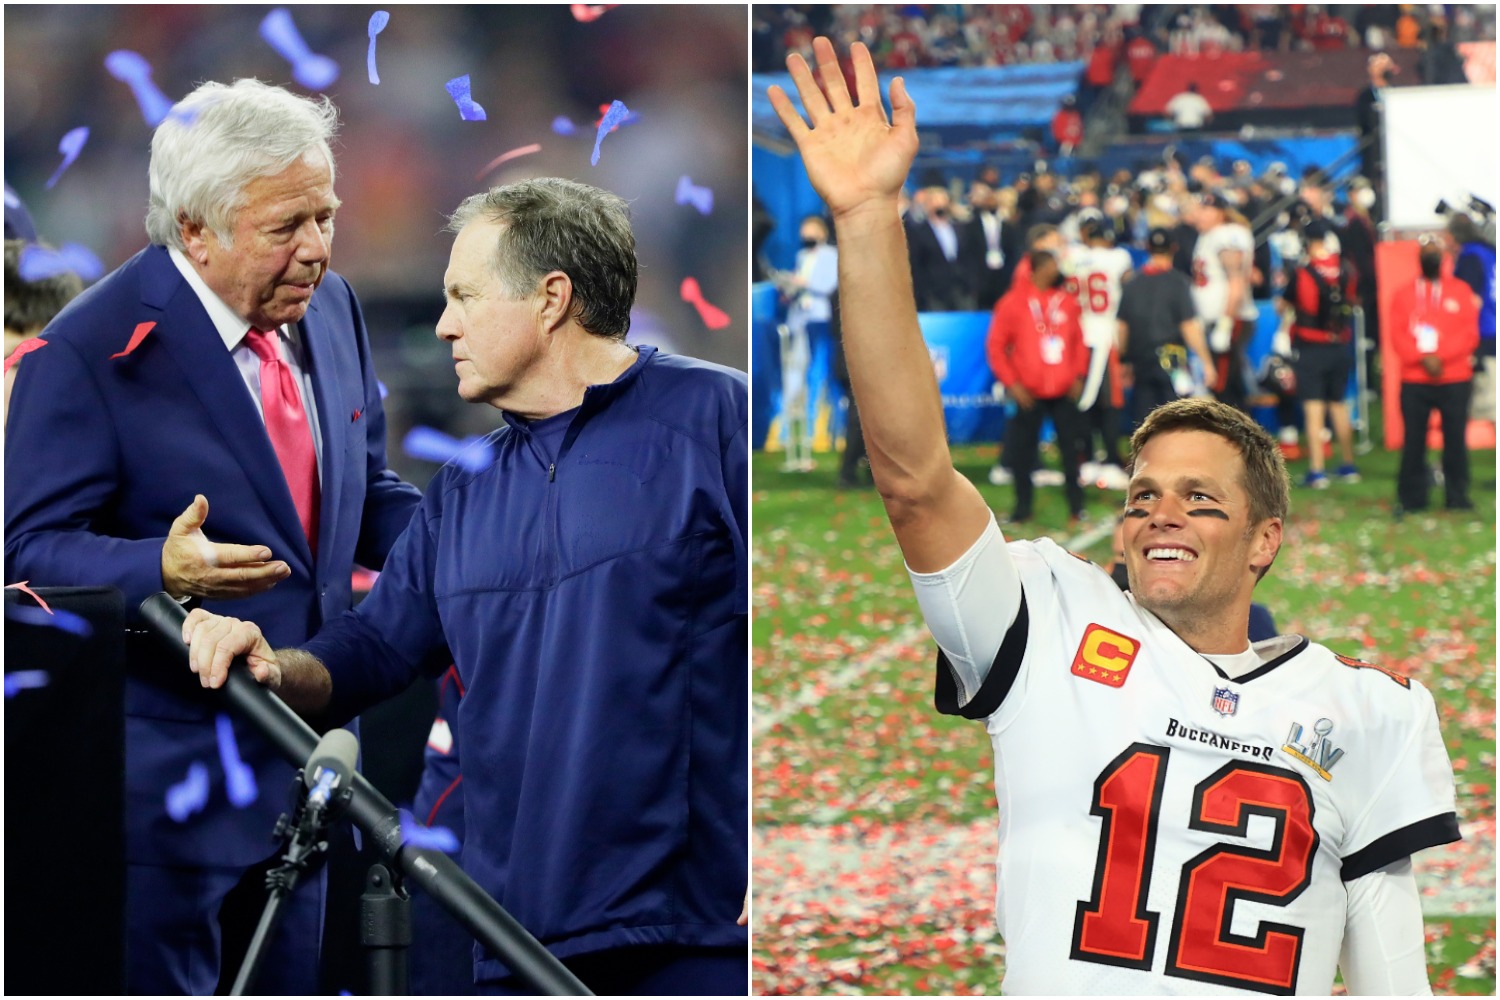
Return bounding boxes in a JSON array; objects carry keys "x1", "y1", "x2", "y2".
[
  {"x1": 770, "y1": 36, "x2": 1460, "y2": 996},
  {"x1": 1192, "y1": 192, "x2": 1260, "y2": 412},
  {"x1": 1070, "y1": 217, "x2": 1134, "y2": 489}
]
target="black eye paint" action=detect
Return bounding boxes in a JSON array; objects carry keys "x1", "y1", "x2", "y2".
[
  {"x1": 1123, "y1": 508, "x2": 1148, "y2": 518},
  {"x1": 1187, "y1": 509, "x2": 1230, "y2": 520}
]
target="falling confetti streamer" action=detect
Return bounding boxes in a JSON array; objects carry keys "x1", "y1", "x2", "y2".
[
  {"x1": 17, "y1": 243, "x2": 104, "y2": 282},
  {"x1": 4, "y1": 603, "x2": 92, "y2": 637},
  {"x1": 4, "y1": 670, "x2": 50, "y2": 698},
  {"x1": 259, "y1": 8, "x2": 340, "y2": 90},
  {"x1": 675, "y1": 175, "x2": 714, "y2": 215},
  {"x1": 590, "y1": 100, "x2": 631, "y2": 166},
  {"x1": 104, "y1": 50, "x2": 174, "y2": 126},
  {"x1": 45, "y1": 127, "x2": 89, "y2": 190},
  {"x1": 399, "y1": 809, "x2": 460, "y2": 852},
  {"x1": 476, "y1": 143, "x2": 542, "y2": 181},
  {"x1": 165, "y1": 762, "x2": 211, "y2": 823},
  {"x1": 216, "y1": 713, "x2": 259, "y2": 808},
  {"x1": 444, "y1": 74, "x2": 487, "y2": 121},
  {"x1": 679, "y1": 276, "x2": 731, "y2": 330},
  {"x1": 570, "y1": 4, "x2": 619, "y2": 21},
  {"x1": 366, "y1": 10, "x2": 390, "y2": 85},
  {"x1": 402, "y1": 426, "x2": 494, "y2": 473}
]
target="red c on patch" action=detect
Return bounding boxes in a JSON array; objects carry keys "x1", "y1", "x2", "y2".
[{"x1": 1070, "y1": 624, "x2": 1140, "y2": 688}]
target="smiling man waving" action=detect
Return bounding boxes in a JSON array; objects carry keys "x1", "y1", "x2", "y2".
[{"x1": 770, "y1": 36, "x2": 1460, "y2": 996}]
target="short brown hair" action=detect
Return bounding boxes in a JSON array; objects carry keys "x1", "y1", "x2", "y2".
[{"x1": 1129, "y1": 398, "x2": 1290, "y2": 526}]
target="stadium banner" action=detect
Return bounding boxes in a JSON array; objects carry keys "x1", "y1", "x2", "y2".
[
  {"x1": 1376, "y1": 240, "x2": 1497, "y2": 451},
  {"x1": 752, "y1": 299, "x2": 1004, "y2": 450}
]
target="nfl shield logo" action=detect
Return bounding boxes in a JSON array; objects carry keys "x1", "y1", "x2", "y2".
[{"x1": 1211, "y1": 686, "x2": 1239, "y2": 717}]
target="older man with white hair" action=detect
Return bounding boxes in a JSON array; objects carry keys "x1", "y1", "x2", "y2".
[{"x1": 6, "y1": 78, "x2": 421, "y2": 993}]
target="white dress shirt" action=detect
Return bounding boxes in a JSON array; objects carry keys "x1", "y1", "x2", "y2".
[{"x1": 169, "y1": 247, "x2": 325, "y2": 475}]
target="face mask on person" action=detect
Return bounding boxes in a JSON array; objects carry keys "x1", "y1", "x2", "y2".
[
  {"x1": 800, "y1": 236, "x2": 821, "y2": 249},
  {"x1": 1354, "y1": 188, "x2": 1376, "y2": 210},
  {"x1": 932, "y1": 207, "x2": 949, "y2": 220},
  {"x1": 1419, "y1": 251, "x2": 1443, "y2": 279}
]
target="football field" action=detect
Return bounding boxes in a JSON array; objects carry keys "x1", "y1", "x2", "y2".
[{"x1": 751, "y1": 436, "x2": 1496, "y2": 996}]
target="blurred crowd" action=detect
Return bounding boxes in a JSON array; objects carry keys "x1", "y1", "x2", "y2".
[{"x1": 755, "y1": 4, "x2": 1497, "y2": 72}]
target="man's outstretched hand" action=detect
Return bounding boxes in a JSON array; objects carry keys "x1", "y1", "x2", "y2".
[{"x1": 767, "y1": 38, "x2": 919, "y2": 222}]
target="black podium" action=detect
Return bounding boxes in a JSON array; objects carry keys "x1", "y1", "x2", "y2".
[{"x1": 4, "y1": 586, "x2": 127, "y2": 996}]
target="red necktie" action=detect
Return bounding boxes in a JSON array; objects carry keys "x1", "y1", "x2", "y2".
[{"x1": 245, "y1": 327, "x2": 320, "y2": 552}]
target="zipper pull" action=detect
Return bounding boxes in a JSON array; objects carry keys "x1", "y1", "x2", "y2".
[{"x1": 548, "y1": 462, "x2": 555, "y2": 482}]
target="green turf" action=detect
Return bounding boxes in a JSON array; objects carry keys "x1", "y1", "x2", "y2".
[{"x1": 752, "y1": 430, "x2": 1496, "y2": 995}]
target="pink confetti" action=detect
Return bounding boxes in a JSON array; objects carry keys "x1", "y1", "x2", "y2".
[
  {"x1": 110, "y1": 321, "x2": 156, "y2": 360},
  {"x1": 4, "y1": 339, "x2": 48, "y2": 373},
  {"x1": 680, "y1": 276, "x2": 731, "y2": 330},
  {"x1": 475, "y1": 143, "x2": 542, "y2": 181},
  {"x1": 4, "y1": 581, "x2": 53, "y2": 614},
  {"x1": 570, "y1": 4, "x2": 618, "y2": 21}
]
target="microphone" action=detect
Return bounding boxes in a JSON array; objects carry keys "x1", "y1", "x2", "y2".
[{"x1": 303, "y1": 728, "x2": 358, "y2": 810}]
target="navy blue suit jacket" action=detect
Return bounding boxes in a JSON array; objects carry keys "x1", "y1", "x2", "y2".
[{"x1": 5, "y1": 244, "x2": 421, "y2": 867}]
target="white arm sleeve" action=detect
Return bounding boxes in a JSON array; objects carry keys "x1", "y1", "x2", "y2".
[
  {"x1": 1339, "y1": 858, "x2": 1433, "y2": 996},
  {"x1": 906, "y1": 513, "x2": 1022, "y2": 707}
]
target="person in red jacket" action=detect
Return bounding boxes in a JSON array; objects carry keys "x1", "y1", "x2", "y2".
[
  {"x1": 1390, "y1": 237, "x2": 1481, "y2": 512},
  {"x1": 1051, "y1": 95, "x2": 1083, "y2": 156},
  {"x1": 987, "y1": 248, "x2": 1089, "y2": 523}
]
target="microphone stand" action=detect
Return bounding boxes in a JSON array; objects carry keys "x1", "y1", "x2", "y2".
[
  {"x1": 231, "y1": 769, "x2": 352, "y2": 995},
  {"x1": 140, "y1": 594, "x2": 592, "y2": 997}
]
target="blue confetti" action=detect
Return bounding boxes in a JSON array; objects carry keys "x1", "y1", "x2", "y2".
[
  {"x1": 367, "y1": 10, "x2": 390, "y2": 85},
  {"x1": 377, "y1": 380, "x2": 389, "y2": 400},
  {"x1": 399, "y1": 809, "x2": 460, "y2": 853},
  {"x1": 165, "y1": 761, "x2": 211, "y2": 822},
  {"x1": 260, "y1": 8, "x2": 340, "y2": 90},
  {"x1": 17, "y1": 243, "x2": 105, "y2": 283},
  {"x1": 104, "y1": 50, "x2": 174, "y2": 127},
  {"x1": 402, "y1": 426, "x2": 494, "y2": 473},
  {"x1": 4, "y1": 602, "x2": 93, "y2": 636},
  {"x1": 590, "y1": 100, "x2": 631, "y2": 166},
  {"x1": 674, "y1": 174, "x2": 714, "y2": 215},
  {"x1": 215, "y1": 713, "x2": 259, "y2": 808},
  {"x1": 551, "y1": 115, "x2": 577, "y2": 136},
  {"x1": 4, "y1": 670, "x2": 49, "y2": 698},
  {"x1": 3, "y1": 186, "x2": 19, "y2": 209},
  {"x1": 444, "y1": 75, "x2": 487, "y2": 122},
  {"x1": 45, "y1": 127, "x2": 89, "y2": 190}
]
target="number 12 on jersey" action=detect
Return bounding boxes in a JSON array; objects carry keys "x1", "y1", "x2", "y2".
[{"x1": 1069, "y1": 743, "x2": 1320, "y2": 994}]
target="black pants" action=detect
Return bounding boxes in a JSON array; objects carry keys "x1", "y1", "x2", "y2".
[
  {"x1": 1398, "y1": 380, "x2": 1472, "y2": 510},
  {"x1": 1010, "y1": 395, "x2": 1085, "y2": 519},
  {"x1": 1075, "y1": 367, "x2": 1124, "y2": 467},
  {"x1": 1129, "y1": 371, "x2": 1176, "y2": 433}
]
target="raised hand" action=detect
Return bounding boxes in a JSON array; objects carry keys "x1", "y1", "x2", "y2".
[
  {"x1": 767, "y1": 38, "x2": 918, "y2": 222},
  {"x1": 160, "y1": 494, "x2": 291, "y2": 600}
]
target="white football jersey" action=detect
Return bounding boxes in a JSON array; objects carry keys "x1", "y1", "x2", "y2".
[
  {"x1": 1191, "y1": 223, "x2": 1259, "y2": 323},
  {"x1": 937, "y1": 538, "x2": 1459, "y2": 996},
  {"x1": 1071, "y1": 245, "x2": 1135, "y2": 331}
]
